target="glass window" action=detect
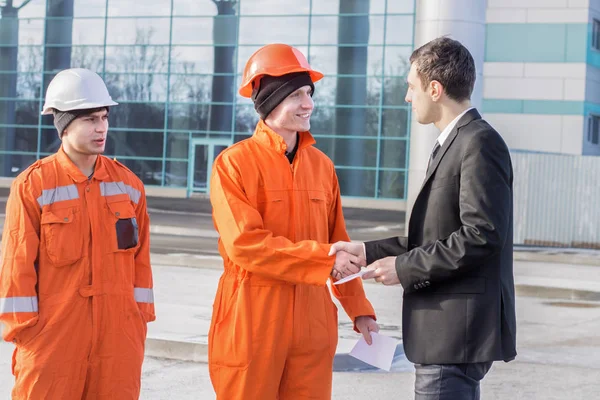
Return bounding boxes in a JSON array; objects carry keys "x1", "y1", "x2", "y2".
[
  {"x1": 172, "y1": 17, "x2": 216, "y2": 45},
  {"x1": 0, "y1": 154, "x2": 38, "y2": 177},
  {"x1": 16, "y1": 72, "x2": 42, "y2": 100},
  {"x1": 336, "y1": 168, "x2": 376, "y2": 197},
  {"x1": 384, "y1": 45, "x2": 412, "y2": 77},
  {"x1": 379, "y1": 139, "x2": 407, "y2": 169},
  {"x1": 70, "y1": 45, "x2": 106, "y2": 72},
  {"x1": 318, "y1": 76, "x2": 382, "y2": 107},
  {"x1": 589, "y1": 114, "x2": 599, "y2": 145},
  {"x1": 104, "y1": 47, "x2": 170, "y2": 74},
  {"x1": 238, "y1": 16, "x2": 309, "y2": 45},
  {"x1": 17, "y1": 46, "x2": 43, "y2": 74},
  {"x1": 311, "y1": 0, "x2": 339, "y2": 15},
  {"x1": 381, "y1": 108, "x2": 409, "y2": 137},
  {"x1": 384, "y1": 15, "x2": 414, "y2": 45},
  {"x1": 170, "y1": 74, "x2": 212, "y2": 103},
  {"x1": 104, "y1": 73, "x2": 169, "y2": 102},
  {"x1": 593, "y1": 19, "x2": 600, "y2": 51},
  {"x1": 74, "y1": 0, "x2": 106, "y2": 18},
  {"x1": 10, "y1": 99, "x2": 41, "y2": 125},
  {"x1": 234, "y1": 104, "x2": 258, "y2": 134},
  {"x1": 108, "y1": 101, "x2": 166, "y2": 130},
  {"x1": 12, "y1": 126, "x2": 40, "y2": 152},
  {"x1": 169, "y1": 74, "x2": 212, "y2": 103},
  {"x1": 16, "y1": 1, "x2": 46, "y2": 18},
  {"x1": 330, "y1": 138, "x2": 379, "y2": 167},
  {"x1": 164, "y1": 161, "x2": 189, "y2": 187},
  {"x1": 173, "y1": 0, "x2": 217, "y2": 17},
  {"x1": 382, "y1": 76, "x2": 408, "y2": 107},
  {"x1": 40, "y1": 127, "x2": 61, "y2": 154},
  {"x1": 72, "y1": 19, "x2": 106, "y2": 45},
  {"x1": 18, "y1": 17, "x2": 45, "y2": 45},
  {"x1": 0, "y1": 74, "x2": 29, "y2": 101},
  {"x1": 168, "y1": 103, "x2": 210, "y2": 132},
  {"x1": 239, "y1": 0, "x2": 310, "y2": 15},
  {"x1": 106, "y1": 18, "x2": 171, "y2": 45},
  {"x1": 377, "y1": 170, "x2": 406, "y2": 199},
  {"x1": 107, "y1": 0, "x2": 172, "y2": 17},
  {"x1": 106, "y1": 130, "x2": 164, "y2": 158},
  {"x1": 313, "y1": 106, "x2": 380, "y2": 138},
  {"x1": 169, "y1": 46, "x2": 214, "y2": 75},
  {"x1": 116, "y1": 158, "x2": 163, "y2": 185},
  {"x1": 166, "y1": 132, "x2": 190, "y2": 159},
  {"x1": 385, "y1": 0, "x2": 415, "y2": 14}
]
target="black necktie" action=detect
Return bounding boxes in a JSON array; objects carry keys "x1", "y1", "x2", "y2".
[{"x1": 427, "y1": 141, "x2": 441, "y2": 172}]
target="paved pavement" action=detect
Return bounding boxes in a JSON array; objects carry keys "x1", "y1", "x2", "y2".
[{"x1": 1, "y1": 188, "x2": 600, "y2": 398}]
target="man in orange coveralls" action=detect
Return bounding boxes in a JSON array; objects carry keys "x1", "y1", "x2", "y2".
[
  {"x1": 208, "y1": 43, "x2": 380, "y2": 399},
  {"x1": 0, "y1": 68, "x2": 155, "y2": 399}
]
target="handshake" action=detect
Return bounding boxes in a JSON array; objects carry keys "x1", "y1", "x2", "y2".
[{"x1": 328, "y1": 241, "x2": 400, "y2": 286}]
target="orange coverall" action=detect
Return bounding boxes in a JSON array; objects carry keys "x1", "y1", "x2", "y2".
[
  {"x1": 0, "y1": 148, "x2": 155, "y2": 399},
  {"x1": 209, "y1": 120, "x2": 376, "y2": 399}
]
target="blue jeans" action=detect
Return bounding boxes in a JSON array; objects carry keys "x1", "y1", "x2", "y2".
[{"x1": 414, "y1": 362, "x2": 493, "y2": 400}]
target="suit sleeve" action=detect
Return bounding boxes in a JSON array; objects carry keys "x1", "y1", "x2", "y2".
[
  {"x1": 0, "y1": 177, "x2": 41, "y2": 343},
  {"x1": 327, "y1": 170, "x2": 376, "y2": 329},
  {"x1": 133, "y1": 183, "x2": 155, "y2": 323},
  {"x1": 210, "y1": 156, "x2": 334, "y2": 286},
  {"x1": 396, "y1": 132, "x2": 512, "y2": 293},
  {"x1": 364, "y1": 236, "x2": 409, "y2": 265}
]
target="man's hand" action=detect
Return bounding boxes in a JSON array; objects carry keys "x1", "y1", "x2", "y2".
[
  {"x1": 331, "y1": 250, "x2": 362, "y2": 280},
  {"x1": 329, "y1": 242, "x2": 366, "y2": 266},
  {"x1": 362, "y1": 256, "x2": 400, "y2": 285},
  {"x1": 355, "y1": 316, "x2": 379, "y2": 345}
]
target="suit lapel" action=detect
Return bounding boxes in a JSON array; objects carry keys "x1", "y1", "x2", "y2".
[{"x1": 418, "y1": 109, "x2": 481, "y2": 192}]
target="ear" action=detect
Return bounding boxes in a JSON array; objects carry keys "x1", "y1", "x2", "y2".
[{"x1": 429, "y1": 80, "x2": 443, "y2": 102}]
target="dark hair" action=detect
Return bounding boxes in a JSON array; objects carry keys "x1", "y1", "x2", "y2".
[{"x1": 409, "y1": 37, "x2": 476, "y2": 102}]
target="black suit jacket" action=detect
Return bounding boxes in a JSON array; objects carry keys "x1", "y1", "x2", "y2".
[{"x1": 365, "y1": 109, "x2": 517, "y2": 364}]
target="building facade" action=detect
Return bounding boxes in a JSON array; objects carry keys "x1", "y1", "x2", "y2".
[{"x1": 0, "y1": 0, "x2": 598, "y2": 204}]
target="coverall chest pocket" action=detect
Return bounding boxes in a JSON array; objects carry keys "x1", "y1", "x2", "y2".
[
  {"x1": 256, "y1": 191, "x2": 288, "y2": 237},
  {"x1": 307, "y1": 190, "x2": 329, "y2": 239},
  {"x1": 41, "y1": 207, "x2": 83, "y2": 267},
  {"x1": 106, "y1": 201, "x2": 139, "y2": 253}
]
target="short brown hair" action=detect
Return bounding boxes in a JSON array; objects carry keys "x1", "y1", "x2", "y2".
[{"x1": 409, "y1": 37, "x2": 476, "y2": 102}]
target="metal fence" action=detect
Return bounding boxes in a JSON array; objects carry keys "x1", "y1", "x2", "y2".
[{"x1": 512, "y1": 151, "x2": 600, "y2": 249}]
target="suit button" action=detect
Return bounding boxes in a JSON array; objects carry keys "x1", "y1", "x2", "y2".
[
  {"x1": 425, "y1": 281, "x2": 431, "y2": 286},
  {"x1": 413, "y1": 284, "x2": 419, "y2": 290}
]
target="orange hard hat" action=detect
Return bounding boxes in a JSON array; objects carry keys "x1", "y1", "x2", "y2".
[{"x1": 239, "y1": 43, "x2": 323, "y2": 98}]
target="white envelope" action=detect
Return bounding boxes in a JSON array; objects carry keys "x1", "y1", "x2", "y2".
[
  {"x1": 332, "y1": 269, "x2": 368, "y2": 285},
  {"x1": 349, "y1": 332, "x2": 398, "y2": 371}
]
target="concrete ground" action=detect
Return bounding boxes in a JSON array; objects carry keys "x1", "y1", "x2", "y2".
[{"x1": 1, "y1": 189, "x2": 599, "y2": 398}]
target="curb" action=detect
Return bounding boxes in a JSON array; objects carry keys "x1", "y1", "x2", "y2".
[
  {"x1": 145, "y1": 337, "x2": 208, "y2": 363},
  {"x1": 513, "y1": 250, "x2": 600, "y2": 267}
]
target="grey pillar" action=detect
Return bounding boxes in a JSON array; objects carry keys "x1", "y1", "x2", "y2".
[{"x1": 405, "y1": 0, "x2": 487, "y2": 233}]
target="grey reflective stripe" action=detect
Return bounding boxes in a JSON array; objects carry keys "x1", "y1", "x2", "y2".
[
  {"x1": 100, "y1": 181, "x2": 141, "y2": 204},
  {"x1": 134, "y1": 288, "x2": 154, "y2": 304},
  {"x1": 37, "y1": 184, "x2": 79, "y2": 207},
  {"x1": 0, "y1": 296, "x2": 38, "y2": 314}
]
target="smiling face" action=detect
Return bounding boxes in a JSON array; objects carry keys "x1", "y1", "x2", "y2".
[
  {"x1": 264, "y1": 85, "x2": 314, "y2": 136},
  {"x1": 61, "y1": 108, "x2": 109, "y2": 156}
]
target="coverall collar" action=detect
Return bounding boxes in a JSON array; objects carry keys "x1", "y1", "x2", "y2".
[
  {"x1": 252, "y1": 119, "x2": 316, "y2": 155},
  {"x1": 57, "y1": 147, "x2": 110, "y2": 183}
]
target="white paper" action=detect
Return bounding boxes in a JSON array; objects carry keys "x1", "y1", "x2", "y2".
[
  {"x1": 349, "y1": 332, "x2": 398, "y2": 371},
  {"x1": 333, "y1": 269, "x2": 368, "y2": 285}
]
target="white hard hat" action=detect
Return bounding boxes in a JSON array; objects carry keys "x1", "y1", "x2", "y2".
[{"x1": 41, "y1": 68, "x2": 118, "y2": 115}]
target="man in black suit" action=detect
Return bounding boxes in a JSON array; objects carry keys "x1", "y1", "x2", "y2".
[{"x1": 330, "y1": 37, "x2": 517, "y2": 399}]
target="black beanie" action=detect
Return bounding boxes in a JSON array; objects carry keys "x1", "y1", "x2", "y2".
[
  {"x1": 252, "y1": 72, "x2": 314, "y2": 120},
  {"x1": 53, "y1": 107, "x2": 109, "y2": 137}
]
